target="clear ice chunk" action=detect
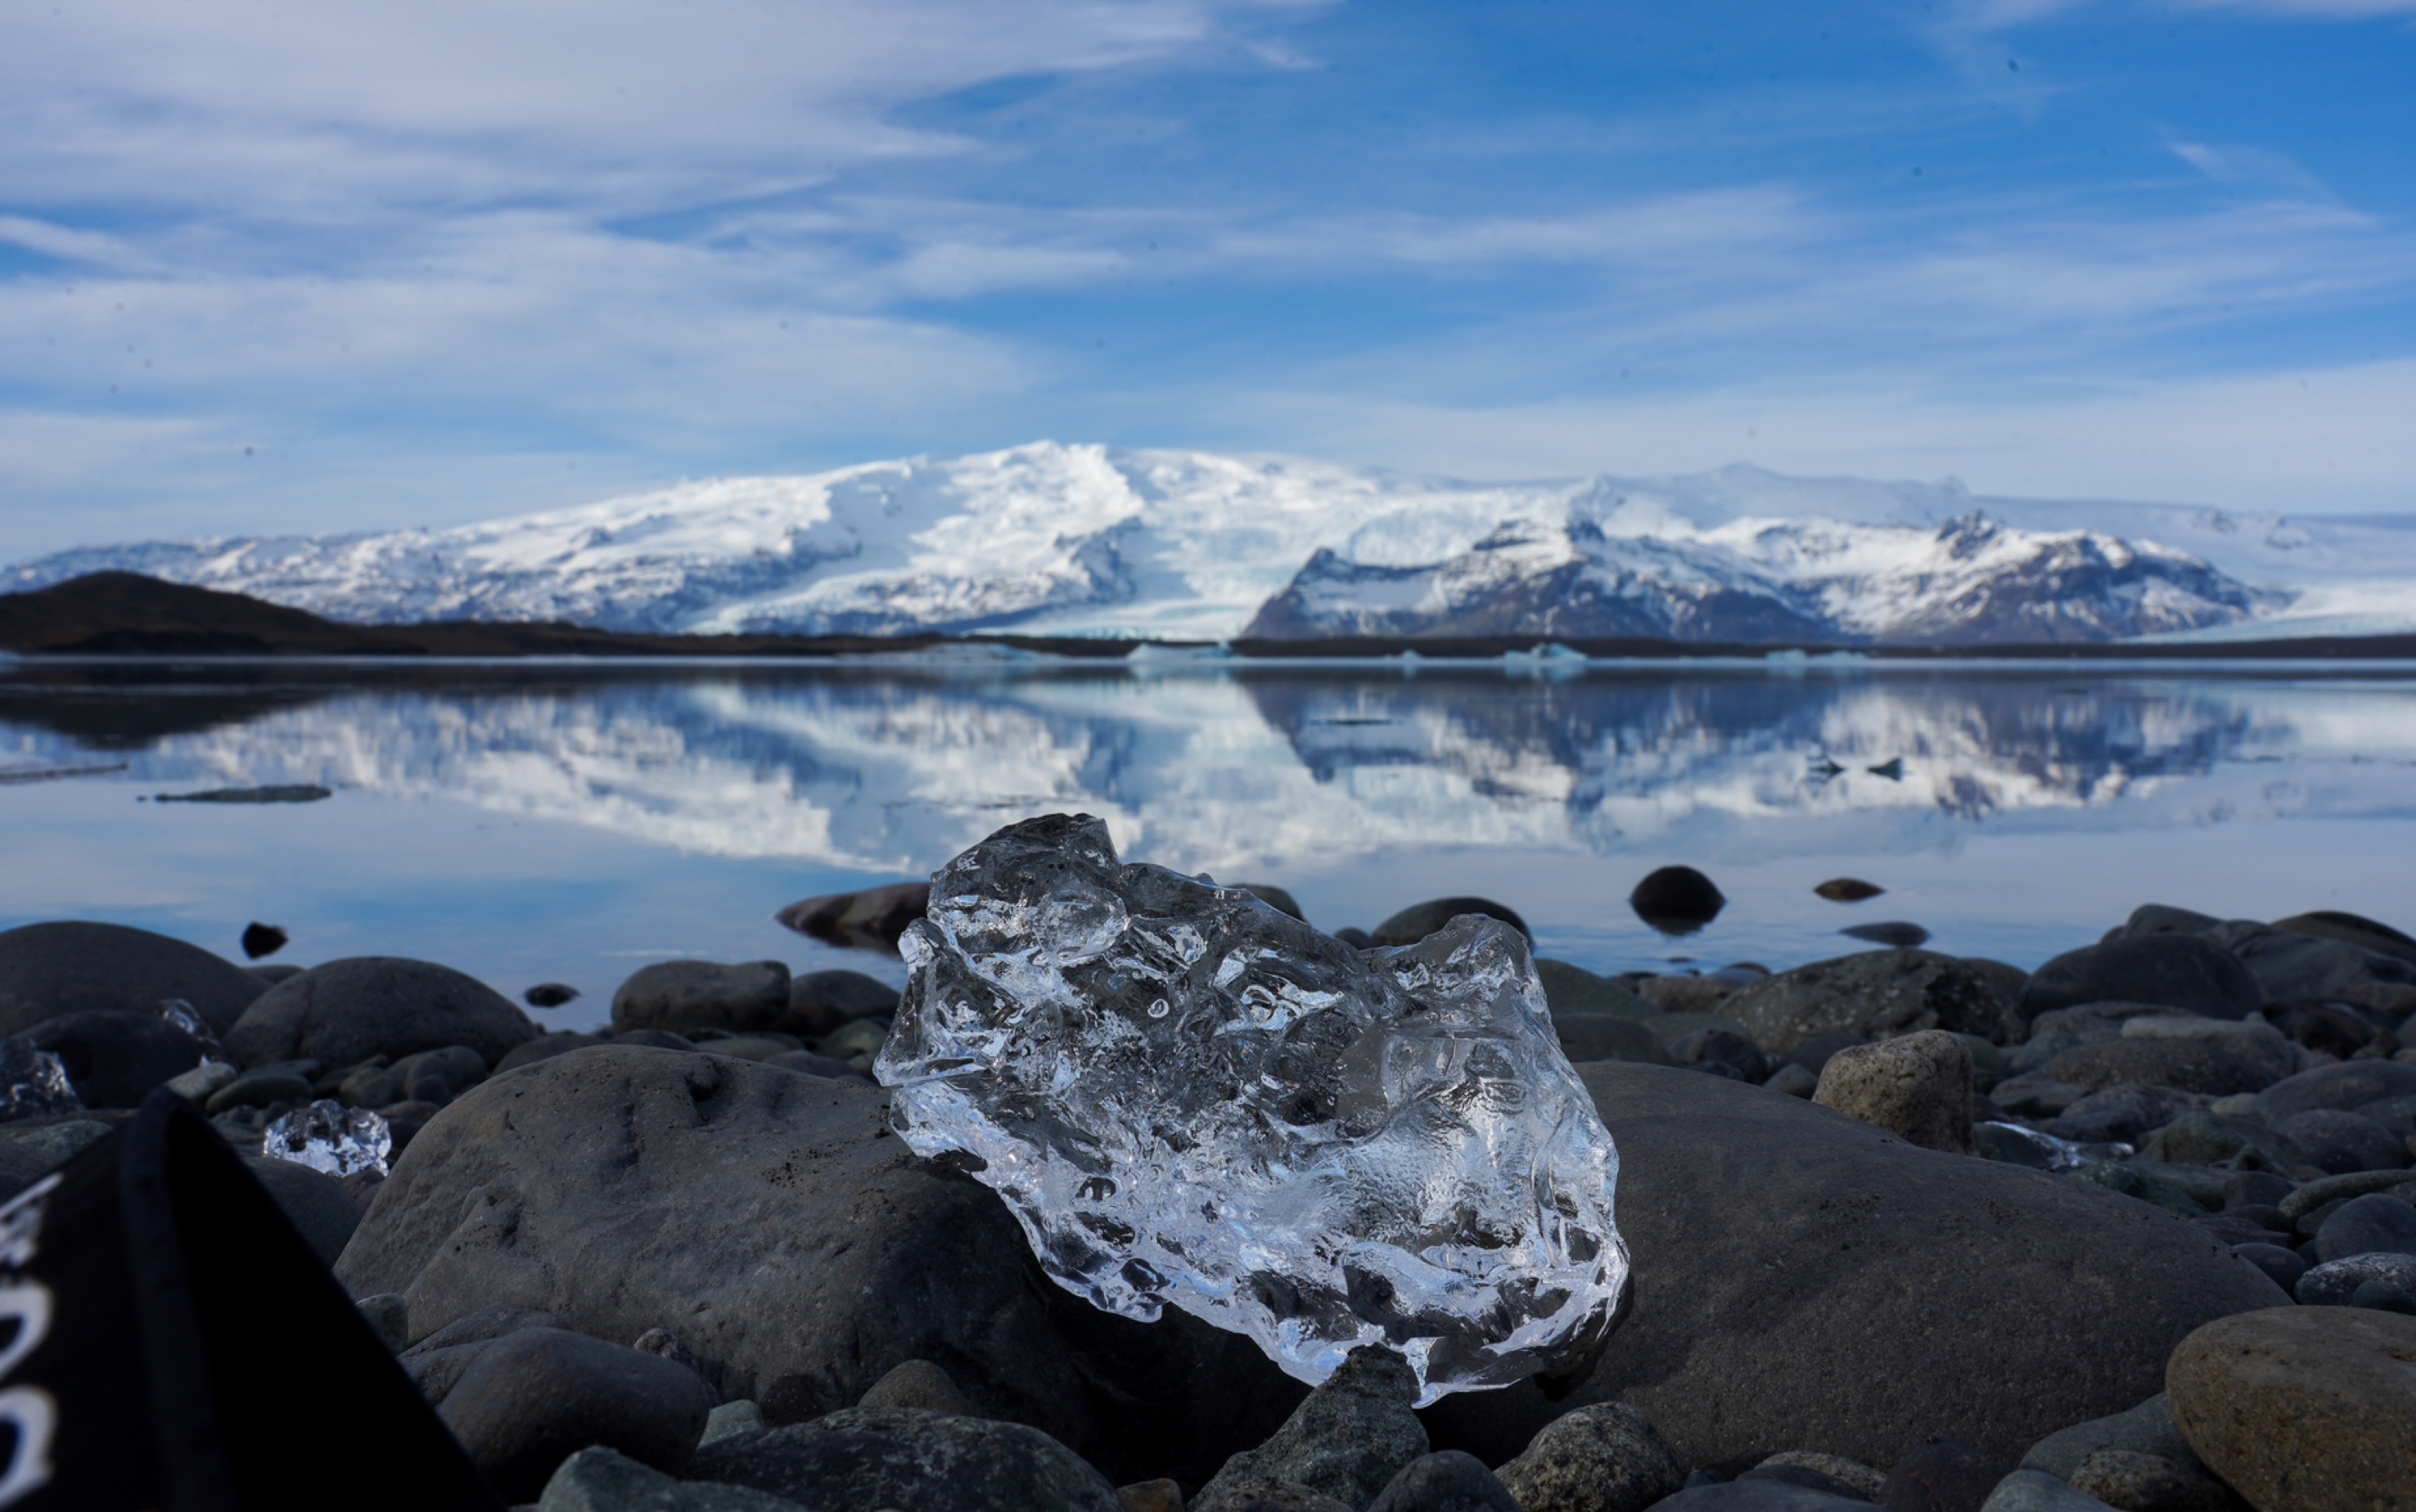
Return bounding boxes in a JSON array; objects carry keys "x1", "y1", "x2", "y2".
[
  {"x1": 160, "y1": 997, "x2": 234, "y2": 1068},
  {"x1": 876, "y1": 813, "x2": 1629, "y2": 1405},
  {"x1": 1977, "y1": 1120, "x2": 2133, "y2": 1172},
  {"x1": 0, "y1": 1037, "x2": 82, "y2": 1123},
  {"x1": 261, "y1": 1099, "x2": 392, "y2": 1179}
]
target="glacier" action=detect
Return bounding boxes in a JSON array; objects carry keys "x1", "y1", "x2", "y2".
[{"x1": 6, "y1": 441, "x2": 2409, "y2": 643}]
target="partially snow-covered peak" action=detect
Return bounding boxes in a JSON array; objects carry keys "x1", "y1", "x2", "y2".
[{"x1": 7, "y1": 441, "x2": 2409, "y2": 644}]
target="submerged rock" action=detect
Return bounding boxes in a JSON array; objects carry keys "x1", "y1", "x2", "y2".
[{"x1": 878, "y1": 815, "x2": 1627, "y2": 1404}]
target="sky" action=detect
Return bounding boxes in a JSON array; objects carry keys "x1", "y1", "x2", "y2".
[{"x1": 1, "y1": 0, "x2": 2412, "y2": 560}]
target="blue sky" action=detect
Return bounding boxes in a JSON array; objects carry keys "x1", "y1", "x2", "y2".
[{"x1": 1, "y1": 0, "x2": 2411, "y2": 559}]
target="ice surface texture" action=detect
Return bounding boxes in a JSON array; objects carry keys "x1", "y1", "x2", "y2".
[
  {"x1": 263, "y1": 1100, "x2": 391, "y2": 1178},
  {"x1": 876, "y1": 814, "x2": 1628, "y2": 1404}
]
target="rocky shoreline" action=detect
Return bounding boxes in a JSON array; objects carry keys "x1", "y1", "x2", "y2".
[{"x1": 1, "y1": 873, "x2": 2411, "y2": 1512}]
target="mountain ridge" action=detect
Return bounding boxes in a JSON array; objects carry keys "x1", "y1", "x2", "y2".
[{"x1": 8, "y1": 443, "x2": 2412, "y2": 645}]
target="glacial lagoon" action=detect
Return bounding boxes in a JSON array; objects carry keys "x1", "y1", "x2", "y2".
[{"x1": 3, "y1": 654, "x2": 2414, "y2": 1031}]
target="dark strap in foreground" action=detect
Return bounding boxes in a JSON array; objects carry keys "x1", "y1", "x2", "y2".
[{"x1": 0, "y1": 1090, "x2": 503, "y2": 1511}]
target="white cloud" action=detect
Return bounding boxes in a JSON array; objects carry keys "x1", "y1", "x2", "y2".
[{"x1": 1228, "y1": 358, "x2": 2416, "y2": 515}]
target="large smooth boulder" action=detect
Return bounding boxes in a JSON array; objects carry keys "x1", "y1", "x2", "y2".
[
  {"x1": 2203, "y1": 918, "x2": 2416, "y2": 1003},
  {"x1": 334, "y1": 1047, "x2": 1299, "y2": 1486},
  {"x1": 20, "y1": 1009, "x2": 201, "y2": 1107},
  {"x1": 2166, "y1": 1306, "x2": 2416, "y2": 1512},
  {"x1": 1420, "y1": 1064, "x2": 2288, "y2": 1474},
  {"x1": 1723, "y1": 951, "x2": 2010, "y2": 1052},
  {"x1": 224, "y1": 956, "x2": 536, "y2": 1069},
  {"x1": 2018, "y1": 936, "x2": 2262, "y2": 1023},
  {"x1": 0, "y1": 920, "x2": 265, "y2": 1037}
]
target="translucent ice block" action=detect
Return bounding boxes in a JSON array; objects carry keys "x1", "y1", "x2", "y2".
[
  {"x1": 261, "y1": 1100, "x2": 392, "y2": 1179},
  {"x1": 877, "y1": 813, "x2": 1628, "y2": 1404}
]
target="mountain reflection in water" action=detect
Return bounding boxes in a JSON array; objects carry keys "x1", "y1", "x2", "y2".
[{"x1": 2, "y1": 659, "x2": 2412, "y2": 1012}]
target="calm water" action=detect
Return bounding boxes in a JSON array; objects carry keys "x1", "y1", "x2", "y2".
[{"x1": 4, "y1": 655, "x2": 2414, "y2": 1033}]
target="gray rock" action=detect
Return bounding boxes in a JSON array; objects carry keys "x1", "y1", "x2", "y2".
[
  {"x1": 613, "y1": 960, "x2": 791, "y2": 1035},
  {"x1": 2314, "y1": 1192, "x2": 2416, "y2": 1262},
  {"x1": 2134, "y1": 1113, "x2": 2307, "y2": 1172},
  {"x1": 224, "y1": 956, "x2": 536, "y2": 1069},
  {"x1": 2017, "y1": 1395, "x2": 2197, "y2": 1483},
  {"x1": 2202, "y1": 918, "x2": 2416, "y2": 1003},
  {"x1": 495, "y1": 1031, "x2": 611, "y2": 1073},
  {"x1": 1418, "y1": 1064, "x2": 2287, "y2": 1474},
  {"x1": 437, "y1": 1325, "x2": 715, "y2": 1502},
  {"x1": 2165, "y1": 1304, "x2": 2416, "y2": 1512},
  {"x1": 775, "y1": 881, "x2": 931, "y2": 952},
  {"x1": 781, "y1": 970, "x2": 901, "y2": 1038},
  {"x1": 2270, "y1": 909, "x2": 2416, "y2": 967},
  {"x1": 1364, "y1": 1451, "x2": 1522, "y2": 1512},
  {"x1": 762, "y1": 1049, "x2": 873, "y2": 1082},
  {"x1": 1201, "y1": 1347, "x2": 1427, "y2": 1511},
  {"x1": 2066, "y1": 1449, "x2": 2232, "y2": 1512},
  {"x1": 2018, "y1": 936, "x2": 2263, "y2": 1024},
  {"x1": 399, "y1": 1305, "x2": 568, "y2": 1402},
  {"x1": 2277, "y1": 1109, "x2": 2409, "y2": 1174},
  {"x1": 241, "y1": 1153, "x2": 362, "y2": 1267},
  {"x1": 1629, "y1": 867, "x2": 1726, "y2": 933},
  {"x1": 1812, "y1": 1031, "x2": 1972, "y2": 1154},
  {"x1": 1988, "y1": 1074, "x2": 2088, "y2": 1118},
  {"x1": 20, "y1": 1010, "x2": 202, "y2": 1107},
  {"x1": 1765, "y1": 1064, "x2": 1819, "y2": 1099},
  {"x1": 539, "y1": 1446, "x2": 806, "y2": 1512},
  {"x1": 1724, "y1": 951, "x2": 2012, "y2": 1053},
  {"x1": 2295, "y1": 1250, "x2": 2416, "y2": 1306},
  {"x1": 2355, "y1": 1094, "x2": 2416, "y2": 1138},
  {"x1": 337, "y1": 1063, "x2": 403, "y2": 1109},
  {"x1": 356, "y1": 1291, "x2": 410, "y2": 1352},
  {"x1": 684, "y1": 1033, "x2": 804, "y2": 1063},
  {"x1": 1493, "y1": 1402, "x2": 1686, "y2": 1512},
  {"x1": 701, "y1": 1400, "x2": 765, "y2": 1448},
  {"x1": 1538, "y1": 960, "x2": 1660, "y2": 1021},
  {"x1": 1751, "y1": 1454, "x2": 1884, "y2": 1501},
  {"x1": 1878, "y1": 1438, "x2": 2005, "y2": 1512},
  {"x1": 1192, "y1": 1480, "x2": 1352, "y2": 1512},
  {"x1": 390, "y1": 1045, "x2": 489, "y2": 1099},
  {"x1": 1669, "y1": 1027, "x2": 1775, "y2": 1083},
  {"x1": 2040, "y1": 1037, "x2": 2284, "y2": 1099},
  {"x1": 1978, "y1": 1472, "x2": 2116, "y2": 1512},
  {"x1": 2232, "y1": 1243, "x2": 2306, "y2": 1294},
  {"x1": 165, "y1": 1060, "x2": 237, "y2": 1102},
  {"x1": 1370, "y1": 897, "x2": 1530, "y2": 947},
  {"x1": 2044, "y1": 1087, "x2": 2208, "y2": 1146},
  {"x1": 2279, "y1": 1168, "x2": 2416, "y2": 1222},
  {"x1": 1640, "y1": 1484, "x2": 1873, "y2": 1512},
  {"x1": 2248, "y1": 1059, "x2": 2416, "y2": 1123},
  {"x1": 205, "y1": 1070, "x2": 313, "y2": 1113},
  {"x1": 688, "y1": 1406, "x2": 1123, "y2": 1512},
  {"x1": 334, "y1": 1046, "x2": 1300, "y2": 1486},
  {"x1": 857, "y1": 1358, "x2": 969, "y2": 1415},
  {"x1": 0, "y1": 920, "x2": 266, "y2": 1037}
]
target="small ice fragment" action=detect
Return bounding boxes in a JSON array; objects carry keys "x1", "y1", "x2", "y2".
[
  {"x1": 1977, "y1": 1120, "x2": 2132, "y2": 1172},
  {"x1": 261, "y1": 1100, "x2": 391, "y2": 1178},
  {"x1": 0, "y1": 1037, "x2": 82, "y2": 1123},
  {"x1": 877, "y1": 813, "x2": 1629, "y2": 1406},
  {"x1": 160, "y1": 997, "x2": 233, "y2": 1068}
]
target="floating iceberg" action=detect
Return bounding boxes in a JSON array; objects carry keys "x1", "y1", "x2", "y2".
[
  {"x1": 877, "y1": 814, "x2": 1627, "y2": 1403},
  {"x1": 262, "y1": 1100, "x2": 391, "y2": 1179}
]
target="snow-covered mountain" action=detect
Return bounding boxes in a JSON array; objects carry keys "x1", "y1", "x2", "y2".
[{"x1": 7, "y1": 443, "x2": 2409, "y2": 643}]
